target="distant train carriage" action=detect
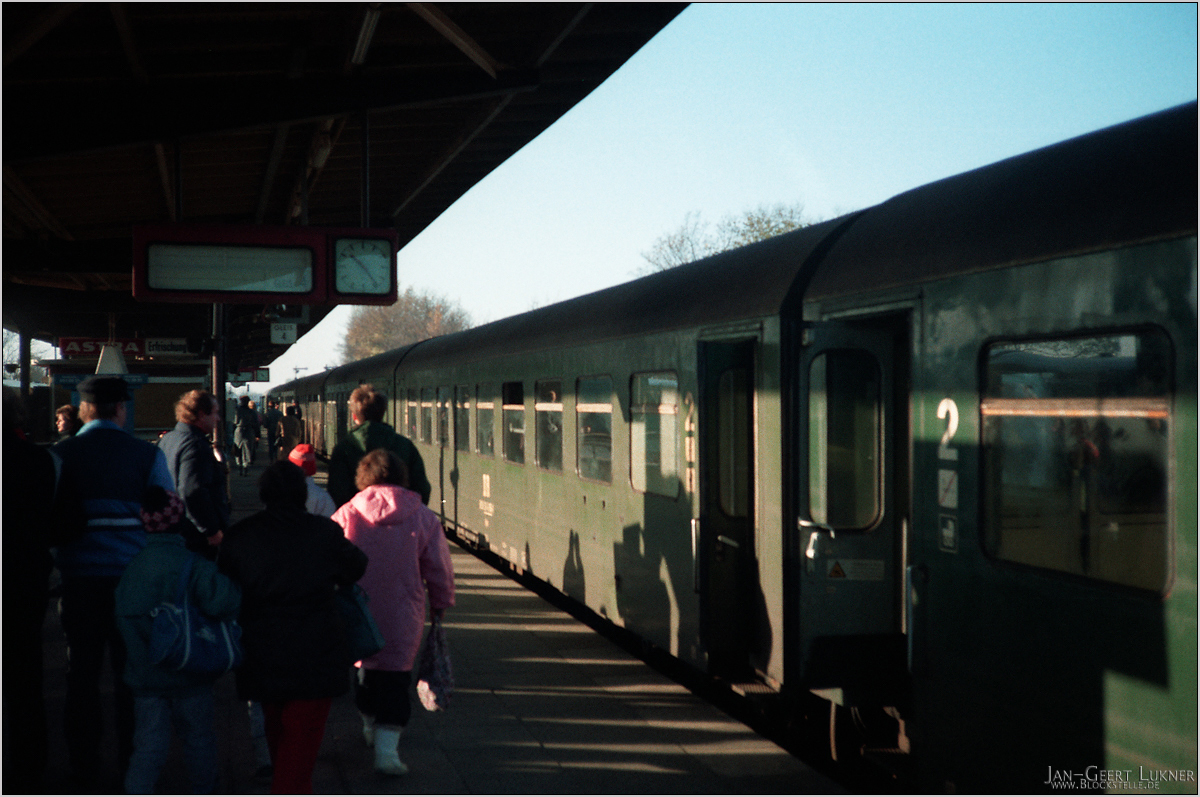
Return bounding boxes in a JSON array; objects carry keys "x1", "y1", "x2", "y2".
[{"x1": 271, "y1": 102, "x2": 1197, "y2": 792}]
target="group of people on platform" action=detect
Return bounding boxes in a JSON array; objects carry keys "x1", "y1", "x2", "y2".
[
  {"x1": 3, "y1": 378, "x2": 451, "y2": 795},
  {"x1": 229, "y1": 396, "x2": 303, "y2": 476}
]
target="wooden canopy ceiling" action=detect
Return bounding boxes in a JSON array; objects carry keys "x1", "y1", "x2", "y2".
[{"x1": 3, "y1": 2, "x2": 685, "y2": 372}]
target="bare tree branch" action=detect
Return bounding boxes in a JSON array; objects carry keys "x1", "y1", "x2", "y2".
[
  {"x1": 341, "y1": 287, "x2": 472, "y2": 363},
  {"x1": 639, "y1": 202, "x2": 816, "y2": 274}
]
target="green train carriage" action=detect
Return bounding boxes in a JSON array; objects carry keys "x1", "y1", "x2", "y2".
[{"x1": 271, "y1": 102, "x2": 1197, "y2": 791}]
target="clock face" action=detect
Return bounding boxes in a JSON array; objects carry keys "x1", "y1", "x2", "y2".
[{"x1": 334, "y1": 237, "x2": 392, "y2": 295}]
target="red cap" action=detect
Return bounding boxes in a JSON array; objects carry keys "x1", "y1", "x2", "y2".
[{"x1": 288, "y1": 443, "x2": 317, "y2": 476}]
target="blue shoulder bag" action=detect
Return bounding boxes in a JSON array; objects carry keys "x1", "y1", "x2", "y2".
[{"x1": 149, "y1": 555, "x2": 243, "y2": 675}]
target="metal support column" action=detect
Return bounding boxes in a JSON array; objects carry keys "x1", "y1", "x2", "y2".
[
  {"x1": 18, "y1": 331, "x2": 31, "y2": 399},
  {"x1": 212, "y1": 303, "x2": 226, "y2": 453}
]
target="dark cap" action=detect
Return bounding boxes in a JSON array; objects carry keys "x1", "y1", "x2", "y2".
[{"x1": 77, "y1": 375, "x2": 131, "y2": 404}]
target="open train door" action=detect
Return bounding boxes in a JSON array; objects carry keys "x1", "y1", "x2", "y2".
[{"x1": 793, "y1": 318, "x2": 910, "y2": 715}]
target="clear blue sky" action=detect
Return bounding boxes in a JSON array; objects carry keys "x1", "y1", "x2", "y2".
[{"x1": 266, "y1": 2, "x2": 1197, "y2": 387}]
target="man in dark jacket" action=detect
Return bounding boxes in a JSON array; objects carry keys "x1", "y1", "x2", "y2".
[
  {"x1": 232, "y1": 396, "x2": 260, "y2": 476},
  {"x1": 3, "y1": 388, "x2": 58, "y2": 793},
  {"x1": 327, "y1": 384, "x2": 430, "y2": 507},
  {"x1": 157, "y1": 389, "x2": 229, "y2": 557},
  {"x1": 263, "y1": 398, "x2": 284, "y2": 461},
  {"x1": 51, "y1": 375, "x2": 176, "y2": 789}
]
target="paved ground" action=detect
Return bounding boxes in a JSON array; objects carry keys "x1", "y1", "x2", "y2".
[{"x1": 35, "y1": 448, "x2": 843, "y2": 794}]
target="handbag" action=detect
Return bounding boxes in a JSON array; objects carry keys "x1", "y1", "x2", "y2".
[
  {"x1": 336, "y1": 583, "x2": 386, "y2": 664},
  {"x1": 149, "y1": 555, "x2": 243, "y2": 675},
  {"x1": 416, "y1": 614, "x2": 453, "y2": 711}
]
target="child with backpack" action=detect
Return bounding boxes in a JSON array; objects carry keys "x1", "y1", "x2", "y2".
[{"x1": 114, "y1": 487, "x2": 241, "y2": 794}]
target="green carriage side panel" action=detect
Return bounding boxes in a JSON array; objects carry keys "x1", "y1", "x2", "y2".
[{"x1": 911, "y1": 238, "x2": 1197, "y2": 793}]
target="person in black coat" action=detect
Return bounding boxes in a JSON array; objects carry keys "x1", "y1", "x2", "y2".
[
  {"x1": 218, "y1": 461, "x2": 367, "y2": 794},
  {"x1": 2, "y1": 388, "x2": 57, "y2": 793},
  {"x1": 157, "y1": 389, "x2": 228, "y2": 558},
  {"x1": 232, "y1": 396, "x2": 260, "y2": 476}
]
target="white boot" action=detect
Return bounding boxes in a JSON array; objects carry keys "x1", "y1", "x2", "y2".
[
  {"x1": 374, "y1": 726, "x2": 408, "y2": 776},
  {"x1": 360, "y1": 713, "x2": 375, "y2": 746}
]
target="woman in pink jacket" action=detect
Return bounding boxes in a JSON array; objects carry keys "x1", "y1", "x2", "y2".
[{"x1": 332, "y1": 449, "x2": 455, "y2": 776}]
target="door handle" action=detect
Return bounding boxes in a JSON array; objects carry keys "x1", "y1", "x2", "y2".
[{"x1": 799, "y1": 518, "x2": 836, "y2": 560}]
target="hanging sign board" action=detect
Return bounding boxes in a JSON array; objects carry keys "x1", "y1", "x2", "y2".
[
  {"x1": 271, "y1": 323, "x2": 298, "y2": 344},
  {"x1": 132, "y1": 224, "x2": 398, "y2": 305}
]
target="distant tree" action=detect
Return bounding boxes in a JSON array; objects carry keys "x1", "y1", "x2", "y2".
[
  {"x1": 2, "y1": 328, "x2": 50, "y2": 383},
  {"x1": 341, "y1": 287, "x2": 472, "y2": 363},
  {"x1": 640, "y1": 201, "x2": 815, "y2": 273}
]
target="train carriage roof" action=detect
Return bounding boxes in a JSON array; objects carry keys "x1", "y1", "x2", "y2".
[
  {"x1": 806, "y1": 102, "x2": 1198, "y2": 301},
  {"x1": 397, "y1": 216, "x2": 846, "y2": 369}
]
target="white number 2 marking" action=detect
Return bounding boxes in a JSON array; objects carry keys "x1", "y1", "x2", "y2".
[{"x1": 937, "y1": 398, "x2": 959, "y2": 461}]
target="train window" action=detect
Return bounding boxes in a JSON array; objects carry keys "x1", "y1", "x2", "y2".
[
  {"x1": 406, "y1": 389, "x2": 418, "y2": 440},
  {"x1": 535, "y1": 380, "x2": 563, "y2": 472},
  {"x1": 718, "y1": 368, "x2": 751, "y2": 518},
  {"x1": 454, "y1": 386, "x2": 470, "y2": 452},
  {"x1": 437, "y1": 387, "x2": 451, "y2": 448},
  {"x1": 476, "y1": 384, "x2": 495, "y2": 455},
  {"x1": 577, "y1": 376, "x2": 613, "y2": 483},
  {"x1": 982, "y1": 330, "x2": 1172, "y2": 591},
  {"x1": 808, "y1": 351, "x2": 880, "y2": 529},
  {"x1": 420, "y1": 387, "x2": 434, "y2": 444},
  {"x1": 502, "y1": 381, "x2": 525, "y2": 464},
  {"x1": 336, "y1": 393, "x2": 350, "y2": 434},
  {"x1": 631, "y1": 372, "x2": 680, "y2": 498}
]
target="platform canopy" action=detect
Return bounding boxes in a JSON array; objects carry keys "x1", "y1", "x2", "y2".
[{"x1": 3, "y1": 2, "x2": 685, "y2": 373}]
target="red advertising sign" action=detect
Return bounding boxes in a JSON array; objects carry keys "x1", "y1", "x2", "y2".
[{"x1": 59, "y1": 338, "x2": 144, "y2": 357}]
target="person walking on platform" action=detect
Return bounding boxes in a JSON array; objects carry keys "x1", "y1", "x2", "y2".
[
  {"x1": 232, "y1": 395, "x2": 260, "y2": 476},
  {"x1": 288, "y1": 443, "x2": 336, "y2": 517},
  {"x1": 115, "y1": 487, "x2": 241, "y2": 794},
  {"x1": 264, "y1": 399, "x2": 284, "y2": 462},
  {"x1": 328, "y1": 384, "x2": 430, "y2": 507},
  {"x1": 332, "y1": 449, "x2": 455, "y2": 776},
  {"x1": 51, "y1": 375, "x2": 176, "y2": 790},
  {"x1": 218, "y1": 461, "x2": 367, "y2": 794},
  {"x1": 279, "y1": 404, "x2": 303, "y2": 461},
  {"x1": 3, "y1": 389, "x2": 59, "y2": 794},
  {"x1": 158, "y1": 389, "x2": 229, "y2": 559}
]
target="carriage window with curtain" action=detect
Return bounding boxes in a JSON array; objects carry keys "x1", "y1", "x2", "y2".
[
  {"x1": 577, "y1": 376, "x2": 613, "y2": 482},
  {"x1": 420, "y1": 387, "x2": 434, "y2": 444},
  {"x1": 981, "y1": 330, "x2": 1171, "y2": 591},
  {"x1": 631, "y1": 372, "x2": 680, "y2": 497},
  {"x1": 503, "y1": 382, "x2": 525, "y2": 464},
  {"x1": 476, "y1": 384, "x2": 495, "y2": 455},
  {"x1": 437, "y1": 387, "x2": 451, "y2": 448},
  {"x1": 454, "y1": 386, "x2": 470, "y2": 452},
  {"x1": 535, "y1": 380, "x2": 563, "y2": 472},
  {"x1": 406, "y1": 389, "x2": 418, "y2": 440}
]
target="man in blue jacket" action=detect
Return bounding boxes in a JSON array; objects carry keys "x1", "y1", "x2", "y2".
[
  {"x1": 51, "y1": 375, "x2": 175, "y2": 790},
  {"x1": 157, "y1": 389, "x2": 229, "y2": 557}
]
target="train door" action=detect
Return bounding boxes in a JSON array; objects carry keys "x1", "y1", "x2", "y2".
[
  {"x1": 794, "y1": 317, "x2": 909, "y2": 703},
  {"x1": 698, "y1": 338, "x2": 758, "y2": 679}
]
